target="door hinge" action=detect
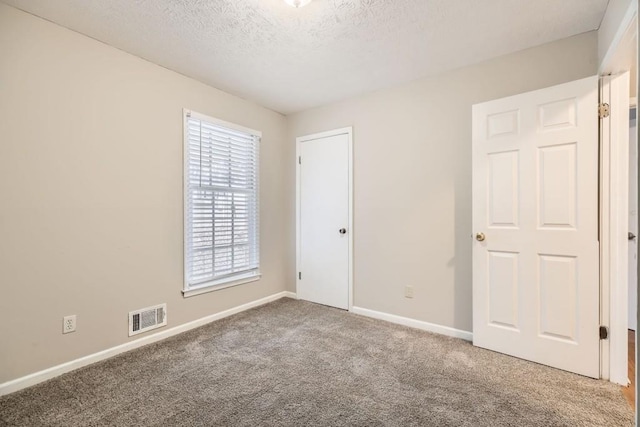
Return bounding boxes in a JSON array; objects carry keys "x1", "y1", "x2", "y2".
[
  {"x1": 598, "y1": 103, "x2": 610, "y2": 119},
  {"x1": 599, "y1": 325, "x2": 609, "y2": 340},
  {"x1": 298, "y1": 156, "x2": 301, "y2": 165},
  {"x1": 298, "y1": 272, "x2": 302, "y2": 280}
]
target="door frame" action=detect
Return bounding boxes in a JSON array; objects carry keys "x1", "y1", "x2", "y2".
[
  {"x1": 295, "y1": 127, "x2": 354, "y2": 310},
  {"x1": 600, "y1": 72, "x2": 631, "y2": 385},
  {"x1": 629, "y1": 102, "x2": 638, "y2": 334},
  {"x1": 598, "y1": 0, "x2": 637, "y2": 386}
]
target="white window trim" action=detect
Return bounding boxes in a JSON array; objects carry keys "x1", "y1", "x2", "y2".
[
  {"x1": 185, "y1": 110, "x2": 262, "y2": 138},
  {"x1": 182, "y1": 272, "x2": 262, "y2": 298},
  {"x1": 182, "y1": 109, "x2": 261, "y2": 297}
]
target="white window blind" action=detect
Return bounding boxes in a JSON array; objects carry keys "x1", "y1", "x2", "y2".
[{"x1": 184, "y1": 110, "x2": 260, "y2": 292}]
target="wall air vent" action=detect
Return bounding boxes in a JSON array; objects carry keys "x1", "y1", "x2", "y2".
[{"x1": 128, "y1": 303, "x2": 167, "y2": 336}]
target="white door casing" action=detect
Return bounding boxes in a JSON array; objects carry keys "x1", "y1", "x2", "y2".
[
  {"x1": 472, "y1": 76, "x2": 600, "y2": 378},
  {"x1": 296, "y1": 128, "x2": 353, "y2": 310},
  {"x1": 629, "y1": 108, "x2": 637, "y2": 331},
  {"x1": 600, "y1": 72, "x2": 630, "y2": 385}
]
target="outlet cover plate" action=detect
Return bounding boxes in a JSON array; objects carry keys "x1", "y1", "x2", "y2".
[
  {"x1": 404, "y1": 286, "x2": 414, "y2": 298},
  {"x1": 63, "y1": 315, "x2": 76, "y2": 334}
]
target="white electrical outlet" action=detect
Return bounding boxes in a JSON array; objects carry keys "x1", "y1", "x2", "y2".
[
  {"x1": 63, "y1": 315, "x2": 76, "y2": 334},
  {"x1": 404, "y1": 286, "x2": 414, "y2": 299}
]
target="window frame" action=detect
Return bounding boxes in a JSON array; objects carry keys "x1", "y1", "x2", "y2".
[{"x1": 182, "y1": 109, "x2": 261, "y2": 297}]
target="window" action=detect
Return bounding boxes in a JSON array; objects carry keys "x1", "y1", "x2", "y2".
[{"x1": 183, "y1": 110, "x2": 260, "y2": 296}]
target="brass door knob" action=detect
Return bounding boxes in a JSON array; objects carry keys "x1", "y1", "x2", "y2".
[{"x1": 475, "y1": 232, "x2": 486, "y2": 242}]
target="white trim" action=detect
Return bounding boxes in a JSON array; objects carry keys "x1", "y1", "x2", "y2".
[
  {"x1": 183, "y1": 109, "x2": 262, "y2": 137},
  {"x1": 297, "y1": 127, "x2": 352, "y2": 143},
  {"x1": 351, "y1": 306, "x2": 473, "y2": 341},
  {"x1": 183, "y1": 109, "x2": 190, "y2": 291},
  {"x1": 182, "y1": 109, "x2": 261, "y2": 295},
  {"x1": 597, "y1": 0, "x2": 637, "y2": 387},
  {"x1": 182, "y1": 273, "x2": 261, "y2": 298},
  {"x1": 0, "y1": 291, "x2": 294, "y2": 397},
  {"x1": 600, "y1": 73, "x2": 631, "y2": 386},
  {"x1": 295, "y1": 127, "x2": 354, "y2": 311},
  {"x1": 600, "y1": 77, "x2": 612, "y2": 382},
  {"x1": 609, "y1": 73, "x2": 630, "y2": 386}
]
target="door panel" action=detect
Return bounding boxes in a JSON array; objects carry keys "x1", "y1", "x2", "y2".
[
  {"x1": 538, "y1": 254, "x2": 578, "y2": 342},
  {"x1": 472, "y1": 76, "x2": 599, "y2": 378},
  {"x1": 487, "y1": 251, "x2": 519, "y2": 330},
  {"x1": 538, "y1": 143, "x2": 577, "y2": 228},
  {"x1": 298, "y1": 132, "x2": 350, "y2": 310},
  {"x1": 488, "y1": 151, "x2": 519, "y2": 227}
]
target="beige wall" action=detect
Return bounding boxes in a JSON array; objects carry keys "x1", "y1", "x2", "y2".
[
  {"x1": 0, "y1": 4, "x2": 292, "y2": 383},
  {"x1": 598, "y1": 0, "x2": 634, "y2": 67},
  {"x1": 0, "y1": 2, "x2": 601, "y2": 385},
  {"x1": 287, "y1": 32, "x2": 599, "y2": 333}
]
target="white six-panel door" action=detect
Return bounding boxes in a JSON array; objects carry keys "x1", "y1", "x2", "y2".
[
  {"x1": 297, "y1": 130, "x2": 351, "y2": 310},
  {"x1": 472, "y1": 76, "x2": 600, "y2": 378}
]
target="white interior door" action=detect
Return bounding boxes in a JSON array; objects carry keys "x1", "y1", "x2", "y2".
[
  {"x1": 297, "y1": 129, "x2": 351, "y2": 310},
  {"x1": 472, "y1": 76, "x2": 600, "y2": 378},
  {"x1": 629, "y1": 108, "x2": 637, "y2": 331}
]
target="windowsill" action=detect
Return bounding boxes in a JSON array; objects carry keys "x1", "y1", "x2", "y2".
[{"x1": 182, "y1": 273, "x2": 261, "y2": 298}]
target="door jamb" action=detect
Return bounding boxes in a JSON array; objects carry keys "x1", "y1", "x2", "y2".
[
  {"x1": 295, "y1": 127, "x2": 354, "y2": 311},
  {"x1": 600, "y1": 73, "x2": 631, "y2": 385},
  {"x1": 598, "y1": 0, "x2": 637, "y2": 385}
]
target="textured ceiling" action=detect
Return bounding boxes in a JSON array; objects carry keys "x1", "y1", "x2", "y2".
[{"x1": 2, "y1": 0, "x2": 609, "y2": 114}]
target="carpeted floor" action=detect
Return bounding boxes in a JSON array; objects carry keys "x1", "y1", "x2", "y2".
[{"x1": 0, "y1": 298, "x2": 634, "y2": 426}]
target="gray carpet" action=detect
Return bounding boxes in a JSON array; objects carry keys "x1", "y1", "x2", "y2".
[{"x1": 0, "y1": 298, "x2": 634, "y2": 426}]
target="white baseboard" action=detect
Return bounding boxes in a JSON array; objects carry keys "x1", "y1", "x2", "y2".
[
  {"x1": 351, "y1": 306, "x2": 473, "y2": 341},
  {"x1": 0, "y1": 291, "x2": 295, "y2": 397}
]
